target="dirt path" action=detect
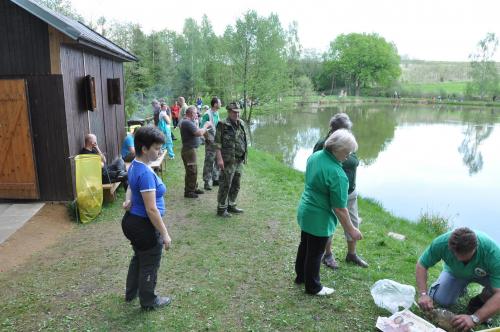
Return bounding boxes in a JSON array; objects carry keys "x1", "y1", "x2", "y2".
[{"x1": 0, "y1": 203, "x2": 74, "y2": 272}]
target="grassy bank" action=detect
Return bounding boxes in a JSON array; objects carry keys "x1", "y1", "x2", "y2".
[
  {"x1": 400, "y1": 81, "x2": 467, "y2": 96},
  {"x1": 0, "y1": 145, "x2": 498, "y2": 331}
]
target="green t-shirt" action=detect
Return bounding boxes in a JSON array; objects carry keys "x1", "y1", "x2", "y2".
[
  {"x1": 200, "y1": 109, "x2": 219, "y2": 128},
  {"x1": 313, "y1": 137, "x2": 358, "y2": 194},
  {"x1": 297, "y1": 150, "x2": 348, "y2": 237},
  {"x1": 419, "y1": 231, "x2": 500, "y2": 288}
]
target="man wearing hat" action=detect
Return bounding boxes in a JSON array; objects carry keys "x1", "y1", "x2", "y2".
[{"x1": 214, "y1": 102, "x2": 248, "y2": 217}]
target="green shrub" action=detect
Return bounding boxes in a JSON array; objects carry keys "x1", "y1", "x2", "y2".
[{"x1": 418, "y1": 211, "x2": 452, "y2": 236}]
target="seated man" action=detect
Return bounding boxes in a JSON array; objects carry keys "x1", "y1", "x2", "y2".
[
  {"x1": 81, "y1": 134, "x2": 127, "y2": 184},
  {"x1": 416, "y1": 227, "x2": 500, "y2": 331},
  {"x1": 121, "y1": 128, "x2": 136, "y2": 162}
]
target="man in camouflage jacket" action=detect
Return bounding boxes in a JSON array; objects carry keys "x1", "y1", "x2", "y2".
[{"x1": 215, "y1": 102, "x2": 248, "y2": 217}]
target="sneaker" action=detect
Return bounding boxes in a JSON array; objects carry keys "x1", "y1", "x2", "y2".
[
  {"x1": 184, "y1": 192, "x2": 198, "y2": 198},
  {"x1": 204, "y1": 183, "x2": 212, "y2": 190},
  {"x1": 194, "y1": 189, "x2": 205, "y2": 194},
  {"x1": 315, "y1": 287, "x2": 334, "y2": 296},
  {"x1": 141, "y1": 296, "x2": 171, "y2": 310}
]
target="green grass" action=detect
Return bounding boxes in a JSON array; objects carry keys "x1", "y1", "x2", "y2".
[
  {"x1": 401, "y1": 81, "x2": 468, "y2": 96},
  {"x1": 0, "y1": 143, "x2": 498, "y2": 331}
]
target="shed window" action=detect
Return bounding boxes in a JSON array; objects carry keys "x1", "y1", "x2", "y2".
[{"x1": 107, "y1": 78, "x2": 121, "y2": 105}]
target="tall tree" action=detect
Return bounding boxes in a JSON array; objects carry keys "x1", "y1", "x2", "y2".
[
  {"x1": 226, "y1": 11, "x2": 289, "y2": 121},
  {"x1": 108, "y1": 22, "x2": 151, "y2": 117},
  {"x1": 285, "y1": 21, "x2": 302, "y2": 94},
  {"x1": 172, "y1": 18, "x2": 206, "y2": 100},
  {"x1": 466, "y1": 33, "x2": 499, "y2": 100},
  {"x1": 324, "y1": 33, "x2": 401, "y2": 96}
]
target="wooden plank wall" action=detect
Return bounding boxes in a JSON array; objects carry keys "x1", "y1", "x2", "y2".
[
  {"x1": 60, "y1": 46, "x2": 88, "y2": 160},
  {"x1": 113, "y1": 61, "x2": 126, "y2": 149},
  {"x1": 0, "y1": 0, "x2": 50, "y2": 75},
  {"x1": 60, "y1": 45, "x2": 126, "y2": 168},
  {"x1": 99, "y1": 57, "x2": 119, "y2": 160},
  {"x1": 26, "y1": 75, "x2": 73, "y2": 200},
  {"x1": 85, "y1": 52, "x2": 106, "y2": 150}
]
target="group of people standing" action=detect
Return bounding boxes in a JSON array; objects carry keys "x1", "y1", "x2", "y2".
[
  {"x1": 177, "y1": 97, "x2": 248, "y2": 218},
  {"x1": 120, "y1": 96, "x2": 248, "y2": 310},
  {"x1": 119, "y1": 101, "x2": 500, "y2": 329}
]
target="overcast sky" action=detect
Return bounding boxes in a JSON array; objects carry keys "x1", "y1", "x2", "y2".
[{"x1": 71, "y1": 0, "x2": 500, "y2": 61}]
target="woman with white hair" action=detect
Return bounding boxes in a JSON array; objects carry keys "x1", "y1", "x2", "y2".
[
  {"x1": 313, "y1": 113, "x2": 368, "y2": 269},
  {"x1": 295, "y1": 129, "x2": 363, "y2": 296}
]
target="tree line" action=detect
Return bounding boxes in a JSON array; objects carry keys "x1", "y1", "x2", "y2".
[
  {"x1": 36, "y1": 0, "x2": 404, "y2": 121},
  {"x1": 36, "y1": 0, "x2": 499, "y2": 122}
]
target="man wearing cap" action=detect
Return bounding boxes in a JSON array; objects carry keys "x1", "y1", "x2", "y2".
[
  {"x1": 416, "y1": 227, "x2": 500, "y2": 330},
  {"x1": 214, "y1": 102, "x2": 248, "y2": 217}
]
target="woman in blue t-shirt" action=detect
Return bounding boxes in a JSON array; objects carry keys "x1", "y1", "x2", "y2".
[{"x1": 121, "y1": 126, "x2": 172, "y2": 310}]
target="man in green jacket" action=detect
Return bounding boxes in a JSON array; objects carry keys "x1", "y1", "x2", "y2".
[
  {"x1": 215, "y1": 102, "x2": 248, "y2": 218},
  {"x1": 201, "y1": 97, "x2": 221, "y2": 190},
  {"x1": 416, "y1": 227, "x2": 500, "y2": 330}
]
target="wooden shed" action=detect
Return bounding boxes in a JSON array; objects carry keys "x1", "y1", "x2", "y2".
[{"x1": 0, "y1": 0, "x2": 137, "y2": 201}]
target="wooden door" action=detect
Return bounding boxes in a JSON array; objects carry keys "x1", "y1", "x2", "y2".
[{"x1": 0, "y1": 79, "x2": 39, "y2": 199}]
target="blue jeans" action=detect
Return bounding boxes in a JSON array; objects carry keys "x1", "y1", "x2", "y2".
[
  {"x1": 429, "y1": 271, "x2": 492, "y2": 307},
  {"x1": 164, "y1": 142, "x2": 174, "y2": 158}
]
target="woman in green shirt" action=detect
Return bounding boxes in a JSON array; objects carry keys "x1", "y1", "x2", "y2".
[
  {"x1": 313, "y1": 113, "x2": 368, "y2": 269},
  {"x1": 295, "y1": 129, "x2": 363, "y2": 296}
]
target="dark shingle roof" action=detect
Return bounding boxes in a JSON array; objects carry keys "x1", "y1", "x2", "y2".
[{"x1": 10, "y1": 0, "x2": 137, "y2": 62}]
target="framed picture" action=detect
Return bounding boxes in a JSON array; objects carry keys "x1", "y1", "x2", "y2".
[{"x1": 83, "y1": 75, "x2": 96, "y2": 111}]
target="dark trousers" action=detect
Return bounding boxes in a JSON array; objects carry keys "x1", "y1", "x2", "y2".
[
  {"x1": 295, "y1": 231, "x2": 329, "y2": 294},
  {"x1": 122, "y1": 212, "x2": 163, "y2": 307},
  {"x1": 181, "y1": 147, "x2": 198, "y2": 194}
]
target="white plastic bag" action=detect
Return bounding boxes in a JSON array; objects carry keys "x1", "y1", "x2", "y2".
[{"x1": 371, "y1": 279, "x2": 416, "y2": 314}]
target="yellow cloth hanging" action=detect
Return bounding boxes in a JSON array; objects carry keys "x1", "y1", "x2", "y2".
[{"x1": 75, "y1": 154, "x2": 103, "y2": 223}]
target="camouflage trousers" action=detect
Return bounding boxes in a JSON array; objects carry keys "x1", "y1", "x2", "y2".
[
  {"x1": 181, "y1": 147, "x2": 199, "y2": 194},
  {"x1": 202, "y1": 142, "x2": 219, "y2": 184},
  {"x1": 217, "y1": 160, "x2": 244, "y2": 210}
]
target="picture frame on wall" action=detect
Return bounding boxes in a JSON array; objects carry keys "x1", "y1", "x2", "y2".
[{"x1": 83, "y1": 75, "x2": 97, "y2": 111}]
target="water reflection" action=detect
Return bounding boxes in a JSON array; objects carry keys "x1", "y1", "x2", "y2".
[
  {"x1": 458, "y1": 124, "x2": 494, "y2": 175},
  {"x1": 251, "y1": 104, "x2": 500, "y2": 242}
]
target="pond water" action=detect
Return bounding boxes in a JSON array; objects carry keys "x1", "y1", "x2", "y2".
[{"x1": 250, "y1": 103, "x2": 500, "y2": 242}]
